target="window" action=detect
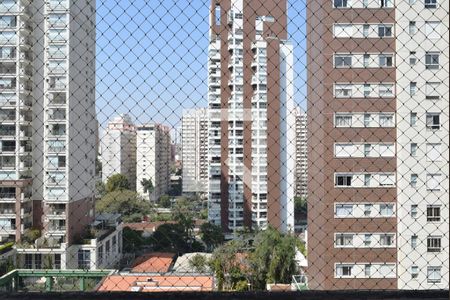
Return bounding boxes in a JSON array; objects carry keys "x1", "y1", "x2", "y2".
[
  {"x1": 364, "y1": 234, "x2": 372, "y2": 246},
  {"x1": 54, "y1": 254, "x2": 61, "y2": 269},
  {"x1": 380, "y1": 234, "x2": 394, "y2": 246},
  {"x1": 410, "y1": 143, "x2": 418, "y2": 156},
  {"x1": 365, "y1": 265, "x2": 371, "y2": 277},
  {"x1": 410, "y1": 0, "x2": 417, "y2": 4},
  {"x1": 335, "y1": 114, "x2": 352, "y2": 127},
  {"x1": 336, "y1": 204, "x2": 353, "y2": 217},
  {"x1": 363, "y1": 54, "x2": 370, "y2": 68},
  {"x1": 215, "y1": 5, "x2": 220, "y2": 25},
  {"x1": 410, "y1": 112, "x2": 417, "y2": 126},
  {"x1": 409, "y1": 82, "x2": 417, "y2": 95},
  {"x1": 425, "y1": 52, "x2": 439, "y2": 69},
  {"x1": 363, "y1": 0, "x2": 369, "y2": 7},
  {"x1": 334, "y1": 0, "x2": 349, "y2": 7},
  {"x1": 379, "y1": 114, "x2": 393, "y2": 127},
  {"x1": 378, "y1": 25, "x2": 392, "y2": 37},
  {"x1": 410, "y1": 174, "x2": 418, "y2": 188},
  {"x1": 336, "y1": 265, "x2": 353, "y2": 277},
  {"x1": 78, "y1": 249, "x2": 91, "y2": 269},
  {"x1": 25, "y1": 254, "x2": 33, "y2": 269},
  {"x1": 364, "y1": 144, "x2": 371, "y2": 156},
  {"x1": 409, "y1": 21, "x2": 417, "y2": 35},
  {"x1": 35, "y1": 254, "x2": 42, "y2": 269},
  {"x1": 426, "y1": 143, "x2": 441, "y2": 161},
  {"x1": 426, "y1": 113, "x2": 440, "y2": 130},
  {"x1": 336, "y1": 175, "x2": 352, "y2": 186},
  {"x1": 425, "y1": 82, "x2": 440, "y2": 100},
  {"x1": 380, "y1": 204, "x2": 394, "y2": 216},
  {"x1": 364, "y1": 204, "x2": 372, "y2": 216},
  {"x1": 379, "y1": 55, "x2": 393, "y2": 67},
  {"x1": 427, "y1": 236, "x2": 441, "y2": 252},
  {"x1": 364, "y1": 113, "x2": 371, "y2": 126},
  {"x1": 335, "y1": 234, "x2": 353, "y2": 247},
  {"x1": 335, "y1": 84, "x2": 353, "y2": 97},
  {"x1": 409, "y1": 51, "x2": 417, "y2": 65},
  {"x1": 427, "y1": 267, "x2": 441, "y2": 283},
  {"x1": 411, "y1": 266, "x2": 419, "y2": 279},
  {"x1": 335, "y1": 55, "x2": 352, "y2": 67},
  {"x1": 364, "y1": 174, "x2": 371, "y2": 186},
  {"x1": 427, "y1": 205, "x2": 441, "y2": 222},
  {"x1": 411, "y1": 235, "x2": 418, "y2": 249},
  {"x1": 380, "y1": 0, "x2": 393, "y2": 7},
  {"x1": 411, "y1": 204, "x2": 418, "y2": 218},
  {"x1": 363, "y1": 84, "x2": 371, "y2": 97},
  {"x1": 425, "y1": 22, "x2": 440, "y2": 39},
  {"x1": 363, "y1": 24, "x2": 369, "y2": 37},
  {"x1": 424, "y1": 0, "x2": 437, "y2": 8}
]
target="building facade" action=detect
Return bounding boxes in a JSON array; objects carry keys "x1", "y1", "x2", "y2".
[
  {"x1": 295, "y1": 107, "x2": 307, "y2": 199},
  {"x1": 0, "y1": 0, "x2": 98, "y2": 269},
  {"x1": 307, "y1": 0, "x2": 449, "y2": 290},
  {"x1": 207, "y1": 0, "x2": 296, "y2": 234},
  {"x1": 136, "y1": 123, "x2": 171, "y2": 202},
  {"x1": 181, "y1": 108, "x2": 208, "y2": 194},
  {"x1": 101, "y1": 114, "x2": 136, "y2": 190}
]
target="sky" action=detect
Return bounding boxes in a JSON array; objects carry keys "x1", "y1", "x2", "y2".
[{"x1": 96, "y1": 0, "x2": 307, "y2": 136}]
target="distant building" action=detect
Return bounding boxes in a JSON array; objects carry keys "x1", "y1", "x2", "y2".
[
  {"x1": 136, "y1": 123, "x2": 171, "y2": 201},
  {"x1": 295, "y1": 108, "x2": 307, "y2": 198},
  {"x1": 181, "y1": 108, "x2": 208, "y2": 194},
  {"x1": 101, "y1": 114, "x2": 137, "y2": 190}
]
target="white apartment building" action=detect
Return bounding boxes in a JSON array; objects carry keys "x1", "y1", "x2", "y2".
[
  {"x1": 395, "y1": 0, "x2": 449, "y2": 290},
  {"x1": 101, "y1": 114, "x2": 136, "y2": 190},
  {"x1": 208, "y1": 0, "x2": 295, "y2": 234},
  {"x1": 181, "y1": 108, "x2": 208, "y2": 194},
  {"x1": 0, "y1": 0, "x2": 99, "y2": 270},
  {"x1": 295, "y1": 107, "x2": 307, "y2": 198},
  {"x1": 136, "y1": 123, "x2": 171, "y2": 202}
]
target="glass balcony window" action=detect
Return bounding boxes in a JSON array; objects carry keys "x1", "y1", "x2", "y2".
[
  {"x1": 48, "y1": 29, "x2": 68, "y2": 42},
  {"x1": 0, "y1": 32, "x2": 16, "y2": 44},
  {"x1": 48, "y1": 0, "x2": 69, "y2": 11},
  {"x1": 49, "y1": 124, "x2": 66, "y2": 136}
]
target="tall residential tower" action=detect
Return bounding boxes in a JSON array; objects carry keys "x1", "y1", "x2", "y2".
[
  {"x1": 207, "y1": 0, "x2": 296, "y2": 234},
  {"x1": 0, "y1": 0, "x2": 97, "y2": 269},
  {"x1": 307, "y1": 0, "x2": 449, "y2": 290}
]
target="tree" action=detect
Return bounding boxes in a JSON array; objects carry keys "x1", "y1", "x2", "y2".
[
  {"x1": 158, "y1": 194, "x2": 171, "y2": 208},
  {"x1": 172, "y1": 198, "x2": 195, "y2": 236},
  {"x1": 96, "y1": 190, "x2": 152, "y2": 222},
  {"x1": 148, "y1": 223, "x2": 204, "y2": 254},
  {"x1": 210, "y1": 239, "x2": 249, "y2": 291},
  {"x1": 249, "y1": 227, "x2": 300, "y2": 289},
  {"x1": 141, "y1": 178, "x2": 154, "y2": 200},
  {"x1": 189, "y1": 254, "x2": 208, "y2": 273},
  {"x1": 105, "y1": 174, "x2": 130, "y2": 193},
  {"x1": 122, "y1": 227, "x2": 146, "y2": 253},
  {"x1": 200, "y1": 222, "x2": 224, "y2": 252},
  {"x1": 95, "y1": 181, "x2": 106, "y2": 197}
]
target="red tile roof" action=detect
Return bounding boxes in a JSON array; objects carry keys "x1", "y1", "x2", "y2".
[
  {"x1": 131, "y1": 252, "x2": 175, "y2": 273},
  {"x1": 97, "y1": 275, "x2": 214, "y2": 292}
]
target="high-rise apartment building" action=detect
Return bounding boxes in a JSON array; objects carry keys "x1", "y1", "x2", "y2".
[
  {"x1": 181, "y1": 108, "x2": 208, "y2": 194},
  {"x1": 307, "y1": 0, "x2": 449, "y2": 290},
  {"x1": 101, "y1": 114, "x2": 136, "y2": 190},
  {"x1": 0, "y1": 0, "x2": 98, "y2": 269},
  {"x1": 295, "y1": 107, "x2": 307, "y2": 199},
  {"x1": 136, "y1": 123, "x2": 171, "y2": 202},
  {"x1": 207, "y1": 0, "x2": 296, "y2": 234}
]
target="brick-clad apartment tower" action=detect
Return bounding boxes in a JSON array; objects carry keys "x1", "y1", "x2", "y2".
[
  {"x1": 207, "y1": 0, "x2": 296, "y2": 235},
  {"x1": 307, "y1": 0, "x2": 449, "y2": 290}
]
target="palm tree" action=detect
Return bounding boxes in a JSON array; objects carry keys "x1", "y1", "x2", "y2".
[{"x1": 141, "y1": 178, "x2": 154, "y2": 201}]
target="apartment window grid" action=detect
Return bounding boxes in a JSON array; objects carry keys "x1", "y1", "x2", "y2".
[{"x1": 0, "y1": 0, "x2": 447, "y2": 294}]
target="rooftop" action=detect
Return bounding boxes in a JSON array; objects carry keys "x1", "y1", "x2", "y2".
[
  {"x1": 96, "y1": 274, "x2": 214, "y2": 292},
  {"x1": 131, "y1": 252, "x2": 176, "y2": 273}
]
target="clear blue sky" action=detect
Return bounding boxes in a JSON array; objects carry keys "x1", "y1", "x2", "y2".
[{"x1": 96, "y1": 0, "x2": 307, "y2": 136}]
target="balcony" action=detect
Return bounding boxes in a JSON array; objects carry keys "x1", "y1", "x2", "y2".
[{"x1": 47, "y1": 0, "x2": 69, "y2": 11}]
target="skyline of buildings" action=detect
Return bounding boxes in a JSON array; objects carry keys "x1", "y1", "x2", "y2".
[
  {"x1": 0, "y1": 0, "x2": 447, "y2": 291},
  {"x1": 307, "y1": 0, "x2": 448, "y2": 290}
]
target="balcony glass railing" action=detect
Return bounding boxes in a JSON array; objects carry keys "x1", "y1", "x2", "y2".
[
  {"x1": 48, "y1": 0, "x2": 69, "y2": 11},
  {"x1": 0, "y1": 4, "x2": 19, "y2": 14}
]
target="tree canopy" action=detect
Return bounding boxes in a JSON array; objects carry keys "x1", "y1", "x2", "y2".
[
  {"x1": 96, "y1": 190, "x2": 152, "y2": 222},
  {"x1": 105, "y1": 173, "x2": 130, "y2": 193},
  {"x1": 200, "y1": 222, "x2": 224, "y2": 252}
]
